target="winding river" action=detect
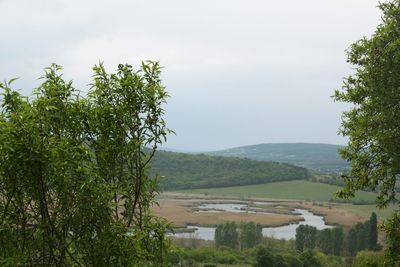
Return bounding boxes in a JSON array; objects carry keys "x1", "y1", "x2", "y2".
[{"x1": 171, "y1": 203, "x2": 332, "y2": 240}]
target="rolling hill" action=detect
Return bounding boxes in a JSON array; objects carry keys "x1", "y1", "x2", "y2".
[
  {"x1": 151, "y1": 150, "x2": 310, "y2": 190},
  {"x1": 207, "y1": 143, "x2": 349, "y2": 172}
]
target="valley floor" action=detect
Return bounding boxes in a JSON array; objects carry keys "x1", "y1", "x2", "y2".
[{"x1": 155, "y1": 180, "x2": 396, "y2": 229}]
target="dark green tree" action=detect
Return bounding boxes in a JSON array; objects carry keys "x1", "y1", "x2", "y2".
[
  {"x1": 295, "y1": 225, "x2": 305, "y2": 252},
  {"x1": 347, "y1": 218, "x2": 379, "y2": 256},
  {"x1": 318, "y1": 228, "x2": 332, "y2": 254},
  {"x1": 299, "y1": 250, "x2": 322, "y2": 267},
  {"x1": 331, "y1": 227, "x2": 344, "y2": 256},
  {"x1": 215, "y1": 221, "x2": 239, "y2": 249},
  {"x1": 333, "y1": 0, "x2": 400, "y2": 262},
  {"x1": 0, "y1": 62, "x2": 171, "y2": 266},
  {"x1": 355, "y1": 222, "x2": 369, "y2": 252},
  {"x1": 369, "y1": 212, "x2": 378, "y2": 250},
  {"x1": 238, "y1": 222, "x2": 263, "y2": 249},
  {"x1": 295, "y1": 225, "x2": 317, "y2": 252},
  {"x1": 255, "y1": 246, "x2": 275, "y2": 267},
  {"x1": 348, "y1": 228, "x2": 358, "y2": 256}
]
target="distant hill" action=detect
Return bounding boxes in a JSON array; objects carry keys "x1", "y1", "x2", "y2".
[
  {"x1": 207, "y1": 143, "x2": 349, "y2": 172},
  {"x1": 150, "y1": 150, "x2": 310, "y2": 190}
]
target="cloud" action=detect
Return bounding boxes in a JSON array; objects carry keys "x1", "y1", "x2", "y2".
[{"x1": 0, "y1": 0, "x2": 381, "y2": 150}]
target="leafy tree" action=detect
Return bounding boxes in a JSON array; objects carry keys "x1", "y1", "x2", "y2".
[
  {"x1": 353, "y1": 251, "x2": 385, "y2": 267},
  {"x1": 382, "y1": 211, "x2": 400, "y2": 263},
  {"x1": 355, "y1": 222, "x2": 369, "y2": 253},
  {"x1": 316, "y1": 227, "x2": 343, "y2": 256},
  {"x1": 299, "y1": 250, "x2": 322, "y2": 267},
  {"x1": 348, "y1": 227, "x2": 359, "y2": 256},
  {"x1": 369, "y1": 212, "x2": 378, "y2": 250},
  {"x1": 346, "y1": 214, "x2": 380, "y2": 256},
  {"x1": 0, "y1": 62, "x2": 171, "y2": 266},
  {"x1": 238, "y1": 221, "x2": 263, "y2": 249},
  {"x1": 333, "y1": 0, "x2": 400, "y2": 262},
  {"x1": 295, "y1": 226, "x2": 305, "y2": 252},
  {"x1": 215, "y1": 222, "x2": 239, "y2": 249},
  {"x1": 295, "y1": 225, "x2": 317, "y2": 252},
  {"x1": 255, "y1": 246, "x2": 275, "y2": 267},
  {"x1": 318, "y1": 229, "x2": 332, "y2": 254},
  {"x1": 331, "y1": 227, "x2": 344, "y2": 256},
  {"x1": 215, "y1": 221, "x2": 263, "y2": 250}
]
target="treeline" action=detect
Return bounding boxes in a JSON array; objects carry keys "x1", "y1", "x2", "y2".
[
  {"x1": 310, "y1": 172, "x2": 345, "y2": 187},
  {"x1": 348, "y1": 212, "x2": 380, "y2": 255},
  {"x1": 295, "y1": 225, "x2": 344, "y2": 255},
  {"x1": 295, "y1": 213, "x2": 380, "y2": 256},
  {"x1": 170, "y1": 215, "x2": 383, "y2": 266},
  {"x1": 151, "y1": 150, "x2": 310, "y2": 190}
]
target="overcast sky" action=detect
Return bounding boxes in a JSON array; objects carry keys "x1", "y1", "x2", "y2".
[{"x1": 0, "y1": 0, "x2": 382, "y2": 151}]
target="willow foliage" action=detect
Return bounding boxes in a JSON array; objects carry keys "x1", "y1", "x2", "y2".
[{"x1": 0, "y1": 62, "x2": 172, "y2": 266}]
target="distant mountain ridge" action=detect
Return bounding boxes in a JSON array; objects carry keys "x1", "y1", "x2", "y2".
[{"x1": 206, "y1": 143, "x2": 349, "y2": 172}]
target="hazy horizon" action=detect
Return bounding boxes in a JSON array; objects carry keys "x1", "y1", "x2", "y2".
[
  {"x1": 0, "y1": 0, "x2": 382, "y2": 151},
  {"x1": 160, "y1": 141, "x2": 346, "y2": 154}
]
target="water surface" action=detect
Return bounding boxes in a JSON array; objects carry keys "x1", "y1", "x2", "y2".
[{"x1": 171, "y1": 207, "x2": 331, "y2": 240}]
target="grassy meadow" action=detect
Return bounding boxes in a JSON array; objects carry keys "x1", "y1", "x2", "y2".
[{"x1": 177, "y1": 180, "x2": 377, "y2": 203}]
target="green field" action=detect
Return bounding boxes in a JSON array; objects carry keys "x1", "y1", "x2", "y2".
[
  {"x1": 340, "y1": 204, "x2": 397, "y2": 221},
  {"x1": 177, "y1": 180, "x2": 377, "y2": 203}
]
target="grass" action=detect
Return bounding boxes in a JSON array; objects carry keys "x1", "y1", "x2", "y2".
[
  {"x1": 340, "y1": 204, "x2": 397, "y2": 221},
  {"x1": 177, "y1": 180, "x2": 377, "y2": 203}
]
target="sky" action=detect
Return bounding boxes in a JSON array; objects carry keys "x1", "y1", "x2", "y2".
[{"x1": 0, "y1": 0, "x2": 382, "y2": 151}]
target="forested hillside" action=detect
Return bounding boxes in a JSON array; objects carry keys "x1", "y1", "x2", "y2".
[
  {"x1": 208, "y1": 143, "x2": 349, "y2": 172},
  {"x1": 151, "y1": 150, "x2": 310, "y2": 190}
]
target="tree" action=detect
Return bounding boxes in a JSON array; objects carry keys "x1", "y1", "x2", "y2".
[
  {"x1": 318, "y1": 229, "x2": 332, "y2": 254},
  {"x1": 331, "y1": 227, "x2": 344, "y2": 256},
  {"x1": 354, "y1": 222, "x2": 369, "y2": 252},
  {"x1": 295, "y1": 225, "x2": 317, "y2": 252},
  {"x1": 255, "y1": 246, "x2": 275, "y2": 267},
  {"x1": 215, "y1": 221, "x2": 239, "y2": 249},
  {"x1": 333, "y1": 0, "x2": 400, "y2": 262},
  {"x1": 316, "y1": 227, "x2": 344, "y2": 256},
  {"x1": 238, "y1": 222, "x2": 263, "y2": 249},
  {"x1": 369, "y1": 212, "x2": 378, "y2": 250},
  {"x1": 348, "y1": 228, "x2": 358, "y2": 256},
  {"x1": 0, "y1": 62, "x2": 171, "y2": 265},
  {"x1": 299, "y1": 250, "x2": 322, "y2": 267},
  {"x1": 345, "y1": 215, "x2": 380, "y2": 256}
]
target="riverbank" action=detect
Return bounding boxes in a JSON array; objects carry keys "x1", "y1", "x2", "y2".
[
  {"x1": 156, "y1": 192, "x2": 381, "y2": 227},
  {"x1": 152, "y1": 198, "x2": 302, "y2": 228}
]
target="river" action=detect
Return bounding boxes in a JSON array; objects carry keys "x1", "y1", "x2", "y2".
[{"x1": 171, "y1": 204, "x2": 332, "y2": 240}]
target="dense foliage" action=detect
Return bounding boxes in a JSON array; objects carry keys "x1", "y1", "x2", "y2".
[
  {"x1": 172, "y1": 219, "x2": 384, "y2": 267},
  {"x1": 171, "y1": 243, "x2": 345, "y2": 267},
  {"x1": 295, "y1": 213, "x2": 378, "y2": 258},
  {"x1": 215, "y1": 222, "x2": 239, "y2": 249},
  {"x1": 151, "y1": 150, "x2": 310, "y2": 190},
  {"x1": 333, "y1": 0, "x2": 400, "y2": 263},
  {"x1": 347, "y1": 213, "x2": 380, "y2": 256},
  {"x1": 214, "y1": 221, "x2": 262, "y2": 250},
  {"x1": 208, "y1": 143, "x2": 349, "y2": 172},
  {"x1": 295, "y1": 225, "x2": 318, "y2": 252},
  {"x1": 0, "y1": 62, "x2": 171, "y2": 266}
]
